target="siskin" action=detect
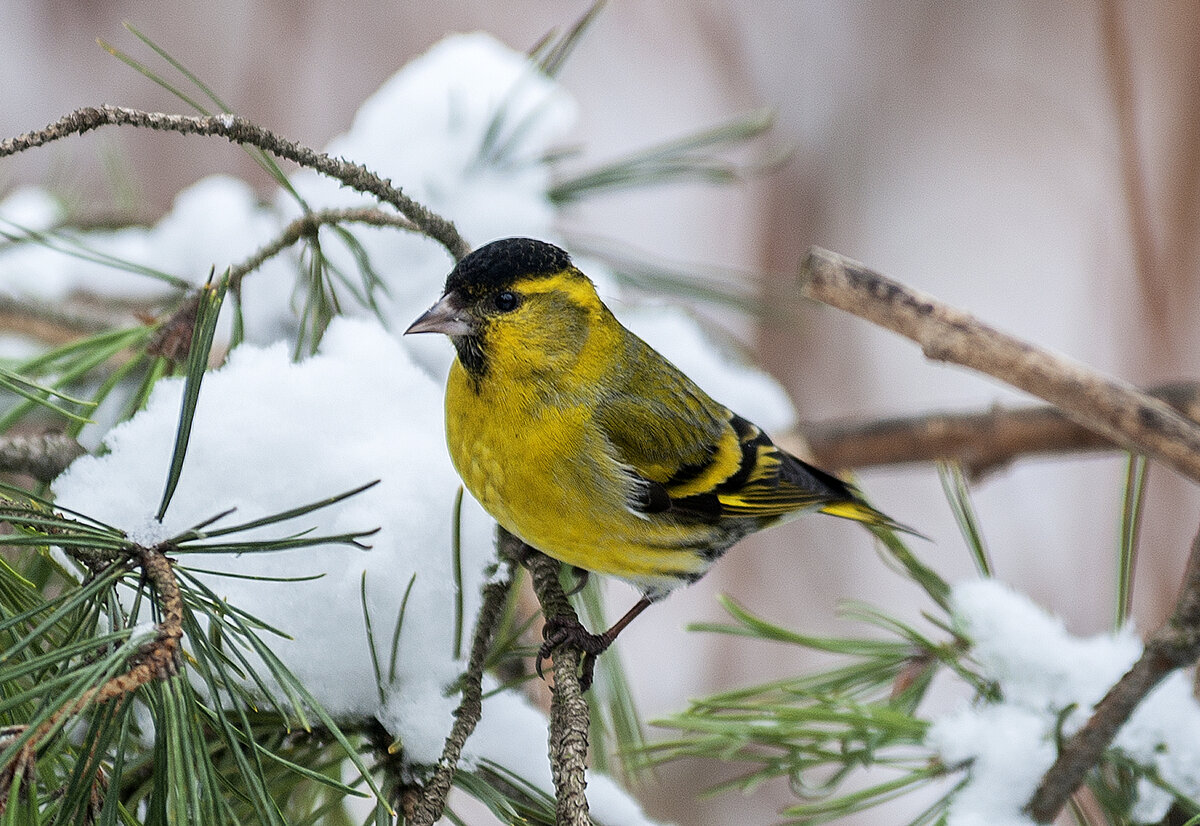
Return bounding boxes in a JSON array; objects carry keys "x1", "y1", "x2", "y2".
[{"x1": 407, "y1": 237, "x2": 917, "y2": 688}]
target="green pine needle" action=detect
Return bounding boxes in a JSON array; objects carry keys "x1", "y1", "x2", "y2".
[
  {"x1": 937, "y1": 461, "x2": 993, "y2": 577},
  {"x1": 1115, "y1": 452, "x2": 1148, "y2": 629},
  {"x1": 156, "y1": 274, "x2": 227, "y2": 521}
]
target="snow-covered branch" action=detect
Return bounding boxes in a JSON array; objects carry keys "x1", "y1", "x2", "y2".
[
  {"x1": 801, "y1": 246, "x2": 1200, "y2": 822},
  {"x1": 1026, "y1": 527, "x2": 1200, "y2": 822}
]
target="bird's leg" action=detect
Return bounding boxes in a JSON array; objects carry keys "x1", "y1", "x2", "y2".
[{"x1": 537, "y1": 596, "x2": 653, "y2": 691}]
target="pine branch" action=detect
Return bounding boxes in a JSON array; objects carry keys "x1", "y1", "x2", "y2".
[
  {"x1": 509, "y1": 530, "x2": 595, "y2": 826},
  {"x1": 798, "y1": 246, "x2": 1200, "y2": 822},
  {"x1": 0, "y1": 544, "x2": 182, "y2": 809},
  {"x1": 0, "y1": 105, "x2": 470, "y2": 261}
]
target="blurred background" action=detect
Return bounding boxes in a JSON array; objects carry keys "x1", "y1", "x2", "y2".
[{"x1": 4, "y1": 2, "x2": 1199, "y2": 823}]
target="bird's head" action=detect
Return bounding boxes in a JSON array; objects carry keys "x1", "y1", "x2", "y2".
[{"x1": 406, "y1": 238, "x2": 608, "y2": 379}]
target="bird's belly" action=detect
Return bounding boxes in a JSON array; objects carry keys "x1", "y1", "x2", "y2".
[{"x1": 446, "y1": 372, "x2": 712, "y2": 592}]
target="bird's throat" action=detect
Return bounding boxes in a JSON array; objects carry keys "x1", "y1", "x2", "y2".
[{"x1": 452, "y1": 334, "x2": 488, "y2": 382}]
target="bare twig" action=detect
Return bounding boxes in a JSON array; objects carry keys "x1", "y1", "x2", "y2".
[
  {"x1": 1025, "y1": 527, "x2": 1200, "y2": 822},
  {"x1": 0, "y1": 106, "x2": 470, "y2": 261},
  {"x1": 0, "y1": 294, "x2": 130, "y2": 345},
  {"x1": 799, "y1": 247, "x2": 1200, "y2": 484},
  {"x1": 507, "y1": 529, "x2": 594, "y2": 826},
  {"x1": 805, "y1": 381, "x2": 1200, "y2": 480},
  {"x1": 407, "y1": 554, "x2": 515, "y2": 825},
  {"x1": 0, "y1": 432, "x2": 87, "y2": 482}
]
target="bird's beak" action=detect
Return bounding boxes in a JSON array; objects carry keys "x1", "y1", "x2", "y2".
[{"x1": 405, "y1": 292, "x2": 476, "y2": 336}]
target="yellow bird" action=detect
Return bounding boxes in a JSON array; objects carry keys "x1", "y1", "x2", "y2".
[{"x1": 407, "y1": 238, "x2": 915, "y2": 687}]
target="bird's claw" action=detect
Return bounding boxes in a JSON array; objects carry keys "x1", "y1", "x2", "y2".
[{"x1": 535, "y1": 615, "x2": 610, "y2": 691}]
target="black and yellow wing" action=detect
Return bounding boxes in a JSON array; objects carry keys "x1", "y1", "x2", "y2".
[{"x1": 594, "y1": 333, "x2": 903, "y2": 529}]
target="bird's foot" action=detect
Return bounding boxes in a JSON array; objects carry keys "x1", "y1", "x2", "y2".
[{"x1": 536, "y1": 615, "x2": 611, "y2": 692}]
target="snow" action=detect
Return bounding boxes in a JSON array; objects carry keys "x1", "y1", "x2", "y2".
[
  {"x1": 127, "y1": 620, "x2": 161, "y2": 647},
  {"x1": 0, "y1": 185, "x2": 63, "y2": 229},
  {"x1": 930, "y1": 579, "x2": 1200, "y2": 824}
]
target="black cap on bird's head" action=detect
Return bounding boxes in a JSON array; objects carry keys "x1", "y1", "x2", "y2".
[
  {"x1": 405, "y1": 237, "x2": 573, "y2": 338},
  {"x1": 444, "y1": 237, "x2": 572, "y2": 299}
]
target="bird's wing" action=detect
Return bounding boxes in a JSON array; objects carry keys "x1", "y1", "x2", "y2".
[
  {"x1": 712, "y1": 423, "x2": 858, "y2": 517},
  {"x1": 594, "y1": 351, "x2": 855, "y2": 520}
]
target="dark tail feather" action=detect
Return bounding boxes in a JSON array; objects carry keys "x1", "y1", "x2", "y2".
[{"x1": 780, "y1": 452, "x2": 927, "y2": 539}]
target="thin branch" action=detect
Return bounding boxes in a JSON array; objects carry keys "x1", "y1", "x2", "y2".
[
  {"x1": 804, "y1": 381, "x2": 1200, "y2": 481},
  {"x1": 799, "y1": 247, "x2": 1200, "y2": 484},
  {"x1": 407, "y1": 553, "x2": 515, "y2": 826},
  {"x1": 62, "y1": 545, "x2": 182, "y2": 714},
  {"x1": 1025, "y1": 526, "x2": 1200, "y2": 822},
  {"x1": 0, "y1": 432, "x2": 87, "y2": 482},
  {"x1": 507, "y1": 529, "x2": 594, "y2": 826},
  {"x1": 0, "y1": 105, "x2": 470, "y2": 261},
  {"x1": 146, "y1": 206, "x2": 421, "y2": 363},
  {"x1": 228, "y1": 206, "x2": 420, "y2": 290}
]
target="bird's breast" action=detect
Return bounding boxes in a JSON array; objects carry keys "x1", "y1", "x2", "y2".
[
  {"x1": 445, "y1": 360, "x2": 593, "y2": 530},
  {"x1": 443, "y1": 359, "x2": 718, "y2": 592}
]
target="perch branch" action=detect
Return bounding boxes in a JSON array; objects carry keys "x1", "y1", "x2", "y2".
[
  {"x1": 507, "y1": 530, "x2": 594, "y2": 826},
  {"x1": 0, "y1": 105, "x2": 470, "y2": 261},
  {"x1": 805, "y1": 381, "x2": 1200, "y2": 480},
  {"x1": 407, "y1": 555, "x2": 515, "y2": 826},
  {"x1": 1025, "y1": 526, "x2": 1200, "y2": 822},
  {"x1": 799, "y1": 247, "x2": 1200, "y2": 484}
]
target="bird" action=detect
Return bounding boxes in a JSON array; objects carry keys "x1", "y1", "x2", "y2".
[{"x1": 406, "y1": 237, "x2": 918, "y2": 689}]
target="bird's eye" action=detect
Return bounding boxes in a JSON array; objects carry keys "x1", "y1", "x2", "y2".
[{"x1": 494, "y1": 291, "x2": 519, "y2": 312}]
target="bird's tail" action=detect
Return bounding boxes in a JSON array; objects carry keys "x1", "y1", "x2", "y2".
[{"x1": 819, "y1": 499, "x2": 927, "y2": 540}]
